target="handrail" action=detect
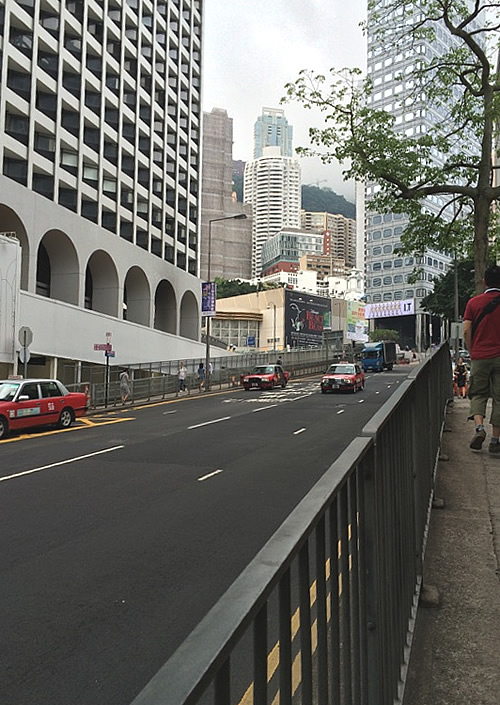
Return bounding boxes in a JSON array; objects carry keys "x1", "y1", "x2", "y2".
[{"x1": 129, "y1": 344, "x2": 452, "y2": 705}]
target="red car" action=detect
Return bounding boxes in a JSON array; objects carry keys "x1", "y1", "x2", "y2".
[
  {"x1": 320, "y1": 362, "x2": 365, "y2": 394},
  {"x1": 0, "y1": 379, "x2": 88, "y2": 439},
  {"x1": 241, "y1": 365, "x2": 289, "y2": 391}
]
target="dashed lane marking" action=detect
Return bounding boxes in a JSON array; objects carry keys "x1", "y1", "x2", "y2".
[
  {"x1": 293, "y1": 428, "x2": 306, "y2": 435},
  {"x1": 188, "y1": 416, "x2": 231, "y2": 430},
  {"x1": 197, "y1": 469, "x2": 223, "y2": 482},
  {"x1": 0, "y1": 445, "x2": 124, "y2": 483}
]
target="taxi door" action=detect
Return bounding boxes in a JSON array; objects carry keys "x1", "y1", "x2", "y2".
[{"x1": 12, "y1": 382, "x2": 46, "y2": 431}]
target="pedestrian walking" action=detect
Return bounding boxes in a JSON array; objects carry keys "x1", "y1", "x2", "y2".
[
  {"x1": 453, "y1": 357, "x2": 468, "y2": 398},
  {"x1": 463, "y1": 264, "x2": 500, "y2": 453},
  {"x1": 119, "y1": 368, "x2": 130, "y2": 404},
  {"x1": 177, "y1": 361, "x2": 187, "y2": 395},
  {"x1": 197, "y1": 362, "x2": 205, "y2": 391}
]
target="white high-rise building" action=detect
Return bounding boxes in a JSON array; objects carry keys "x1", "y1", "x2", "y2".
[
  {"x1": 364, "y1": 1, "x2": 477, "y2": 347},
  {"x1": 0, "y1": 0, "x2": 206, "y2": 377},
  {"x1": 244, "y1": 146, "x2": 301, "y2": 278}
]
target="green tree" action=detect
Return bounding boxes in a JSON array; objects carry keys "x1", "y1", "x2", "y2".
[
  {"x1": 420, "y1": 258, "x2": 476, "y2": 319},
  {"x1": 284, "y1": 0, "x2": 500, "y2": 292},
  {"x1": 369, "y1": 328, "x2": 400, "y2": 342},
  {"x1": 215, "y1": 278, "x2": 257, "y2": 299}
]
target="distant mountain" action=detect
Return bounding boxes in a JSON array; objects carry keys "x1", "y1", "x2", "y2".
[
  {"x1": 231, "y1": 164, "x2": 356, "y2": 219},
  {"x1": 301, "y1": 185, "x2": 356, "y2": 218}
]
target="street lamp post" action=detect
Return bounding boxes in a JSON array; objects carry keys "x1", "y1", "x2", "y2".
[{"x1": 205, "y1": 213, "x2": 247, "y2": 390}]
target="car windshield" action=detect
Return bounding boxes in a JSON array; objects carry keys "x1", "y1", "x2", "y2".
[
  {"x1": 252, "y1": 366, "x2": 274, "y2": 374},
  {"x1": 327, "y1": 365, "x2": 355, "y2": 375},
  {"x1": 0, "y1": 382, "x2": 20, "y2": 401}
]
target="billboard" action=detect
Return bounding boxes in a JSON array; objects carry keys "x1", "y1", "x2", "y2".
[
  {"x1": 201, "y1": 282, "x2": 217, "y2": 317},
  {"x1": 346, "y1": 301, "x2": 368, "y2": 342},
  {"x1": 364, "y1": 299, "x2": 415, "y2": 319},
  {"x1": 284, "y1": 290, "x2": 330, "y2": 348}
]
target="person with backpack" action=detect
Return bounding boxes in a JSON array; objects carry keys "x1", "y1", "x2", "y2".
[{"x1": 464, "y1": 264, "x2": 500, "y2": 453}]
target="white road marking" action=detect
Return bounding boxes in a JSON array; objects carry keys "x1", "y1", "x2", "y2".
[
  {"x1": 375, "y1": 391, "x2": 380, "y2": 395},
  {"x1": 253, "y1": 404, "x2": 279, "y2": 413},
  {"x1": 0, "y1": 446, "x2": 124, "y2": 483},
  {"x1": 198, "y1": 469, "x2": 223, "y2": 482},
  {"x1": 358, "y1": 399, "x2": 365, "y2": 403},
  {"x1": 188, "y1": 416, "x2": 231, "y2": 429},
  {"x1": 163, "y1": 410, "x2": 177, "y2": 415},
  {"x1": 293, "y1": 428, "x2": 306, "y2": 435},
  {"x1": 337, "y1": 410, "x2": 345, "y2": 415}
]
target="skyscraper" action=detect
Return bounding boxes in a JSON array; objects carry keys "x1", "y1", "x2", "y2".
[
  {"x1": 244, "y1": 146, "x2": 301, "y2": 278},
  {"x1": 200, "y1": 108, "x2": 252, "y2": 281},
  {"x1": 0, "y1": 0, "x2": 205, "y2": 375},
  {"x1": 363, "y1": 1, "x2": 470, "y2": 347},
  {"x1": 253, "y1": 107, "x2": 293, "y2": 159}
]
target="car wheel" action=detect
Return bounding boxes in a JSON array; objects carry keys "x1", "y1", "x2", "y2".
[
  {"x1": 58, "y1": 407, "x2": 74, "y2": 429},
  {"x1": 0, "y1": 415, "x2": 9, "y2": 439}
]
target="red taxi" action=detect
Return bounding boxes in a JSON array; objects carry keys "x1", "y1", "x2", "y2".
[
  {"x1": 320, "y1": 362, "x2": 365, "y2": 394},
  {"x1": 241, "y1": 365, "x2": 289, "y2": 391},
  {"x1": 0, "y1": 379, "x2": 88, "y2": 439}
]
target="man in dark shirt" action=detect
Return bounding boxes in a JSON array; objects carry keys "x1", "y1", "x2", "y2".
[{"x1": 463, "y1": 264, "x2": 500, "y2": 453}]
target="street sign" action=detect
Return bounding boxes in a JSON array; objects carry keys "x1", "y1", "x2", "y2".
[
  {"x1": 105, "y1": 350, "x2": 116, "y2": 358},
  {"x1": 94, "y1": 343, "x2": 112, "y2": 351},
  {"x1": 19, "y1": 348, "x2": 31, "y2": 364},
  {"x1": 18, "y1": 326, "x2": 33, "y2": 347}
]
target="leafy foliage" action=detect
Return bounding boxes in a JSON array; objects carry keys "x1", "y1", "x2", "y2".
[
  {"x1": 420, "y1": 258, "x2": 476, "y2": 319},
  {"x1": 283, "y1": 0, "x2": 500, "y2": 292},
  {"x1": 301, "y1": 185, "x2": 355, "y2": 217},
  {"x1": 369, "y1": 329, "x2": 400, "y2": 342},
  {"x1": 215, "y1": 278, "x2": 280, "y2": 299}
]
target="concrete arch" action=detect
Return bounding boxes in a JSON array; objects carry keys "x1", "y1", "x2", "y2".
[
  {"x1": 154, "y1": 279, "x2": 177, "y2": 333},
  {"x1": 0, "y1": 204, "x2": 29, "y2": 289},
  {"x1": 37, "y1": 229, "x2": 79, "y2": 305},
  {"x1": 179, "y1": 289, "x2": 199, "y2": 340},
  {"x1": 85, "y1": 250, "x2": 120, "y2": 316},
  {"x1": 123, "y1": 266, "x2": 151, "y2": 326}
]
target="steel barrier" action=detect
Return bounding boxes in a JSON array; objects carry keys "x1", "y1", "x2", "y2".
[
  {"x1": 66, "y1": 350, "x2": 349, "y2": 409},
  {"x1": 126, "y1": 344, "x2": 452, "y2": 705}
]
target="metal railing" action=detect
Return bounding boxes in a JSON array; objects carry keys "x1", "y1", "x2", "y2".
[
  {"x1": 66, "y1": 347, "x2": 351, "y2": 409},
  {"x1": 129, "y1": 344, "x2": 452, "y2": 705}
]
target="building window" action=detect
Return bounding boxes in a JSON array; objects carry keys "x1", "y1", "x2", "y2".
[
  {"x1": 3, "y1": 156, "x2": 28, "y2": 185},
  {"x1": 59, "y1": 187, "x2": 77, "y2": 211}
]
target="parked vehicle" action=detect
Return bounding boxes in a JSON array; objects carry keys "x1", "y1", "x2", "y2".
[
  {"x1": 361, "y1": 341, "x2": 397, "y2": 372},
  {"x1": 241, "y1": 365, "x2": 289, "y2": 391},
  {"x1": 320, "y1": 362, "x2": 365, "y2": 394},
  {"x1": 0, "y1": 379, "x2": 88, "y2": 439}
]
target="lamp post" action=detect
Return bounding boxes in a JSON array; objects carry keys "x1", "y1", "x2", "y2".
[
  {"x1": 205, "y1": 213, "x2": 247, "y2": 390},
  {"x1": 267, "y1": 303, "x2": 276, "y2": 353}
]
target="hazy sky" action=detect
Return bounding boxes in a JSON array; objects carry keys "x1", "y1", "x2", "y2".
[{"x1": 202, "y1": 0, "x2": 367, "y2": 200}]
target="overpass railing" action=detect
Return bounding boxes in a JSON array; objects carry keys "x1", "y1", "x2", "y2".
[
  {"x1": 129, "y1": 344, "x2": 453, "y2": 705},
  {"x1": 67, "y1": 347, "x2": 348, "y2": 409}
]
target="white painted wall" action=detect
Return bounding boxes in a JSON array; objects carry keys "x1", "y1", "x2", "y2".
[
  {"x1": 0, "y1": 235, "x2": 21, "y2": 364},
  {"x1": 17, "y1": 292, "x2": 219, "y2": 367}
]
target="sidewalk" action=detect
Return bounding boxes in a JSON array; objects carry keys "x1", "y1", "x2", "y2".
[{"x1": 405, "y1": 398, "x2": 500, "y2": 705}]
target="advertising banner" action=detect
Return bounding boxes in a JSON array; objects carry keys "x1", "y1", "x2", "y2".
[
  {"x1": 284, "y1": 290, "x2": 330, "y2": 348},
  {"x1": 201, "y1": 282, "x2": 217, "y2": 317},
  {"x1": 364, "y1": 298, "x2": 414, "y2": 319},
  {"x1": 346, "y1": 301, "x2": 368, "y2": 342}
]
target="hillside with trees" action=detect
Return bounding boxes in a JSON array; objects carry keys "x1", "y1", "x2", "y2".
[
  {"x1": 231, "y1": 168, "x2": 355, "y2": 218},
  {"x1": 301, "y1": 185, "x2": 355, "y2": 218}
]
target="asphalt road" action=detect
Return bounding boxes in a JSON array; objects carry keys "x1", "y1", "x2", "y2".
[{"x1": 0, "y1": 368, "x2": 411, "y2": 705}]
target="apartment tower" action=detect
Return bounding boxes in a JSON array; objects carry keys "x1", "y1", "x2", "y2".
[{"x1": 0, "y1": 0, "x2": 205, "y2": 375}]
